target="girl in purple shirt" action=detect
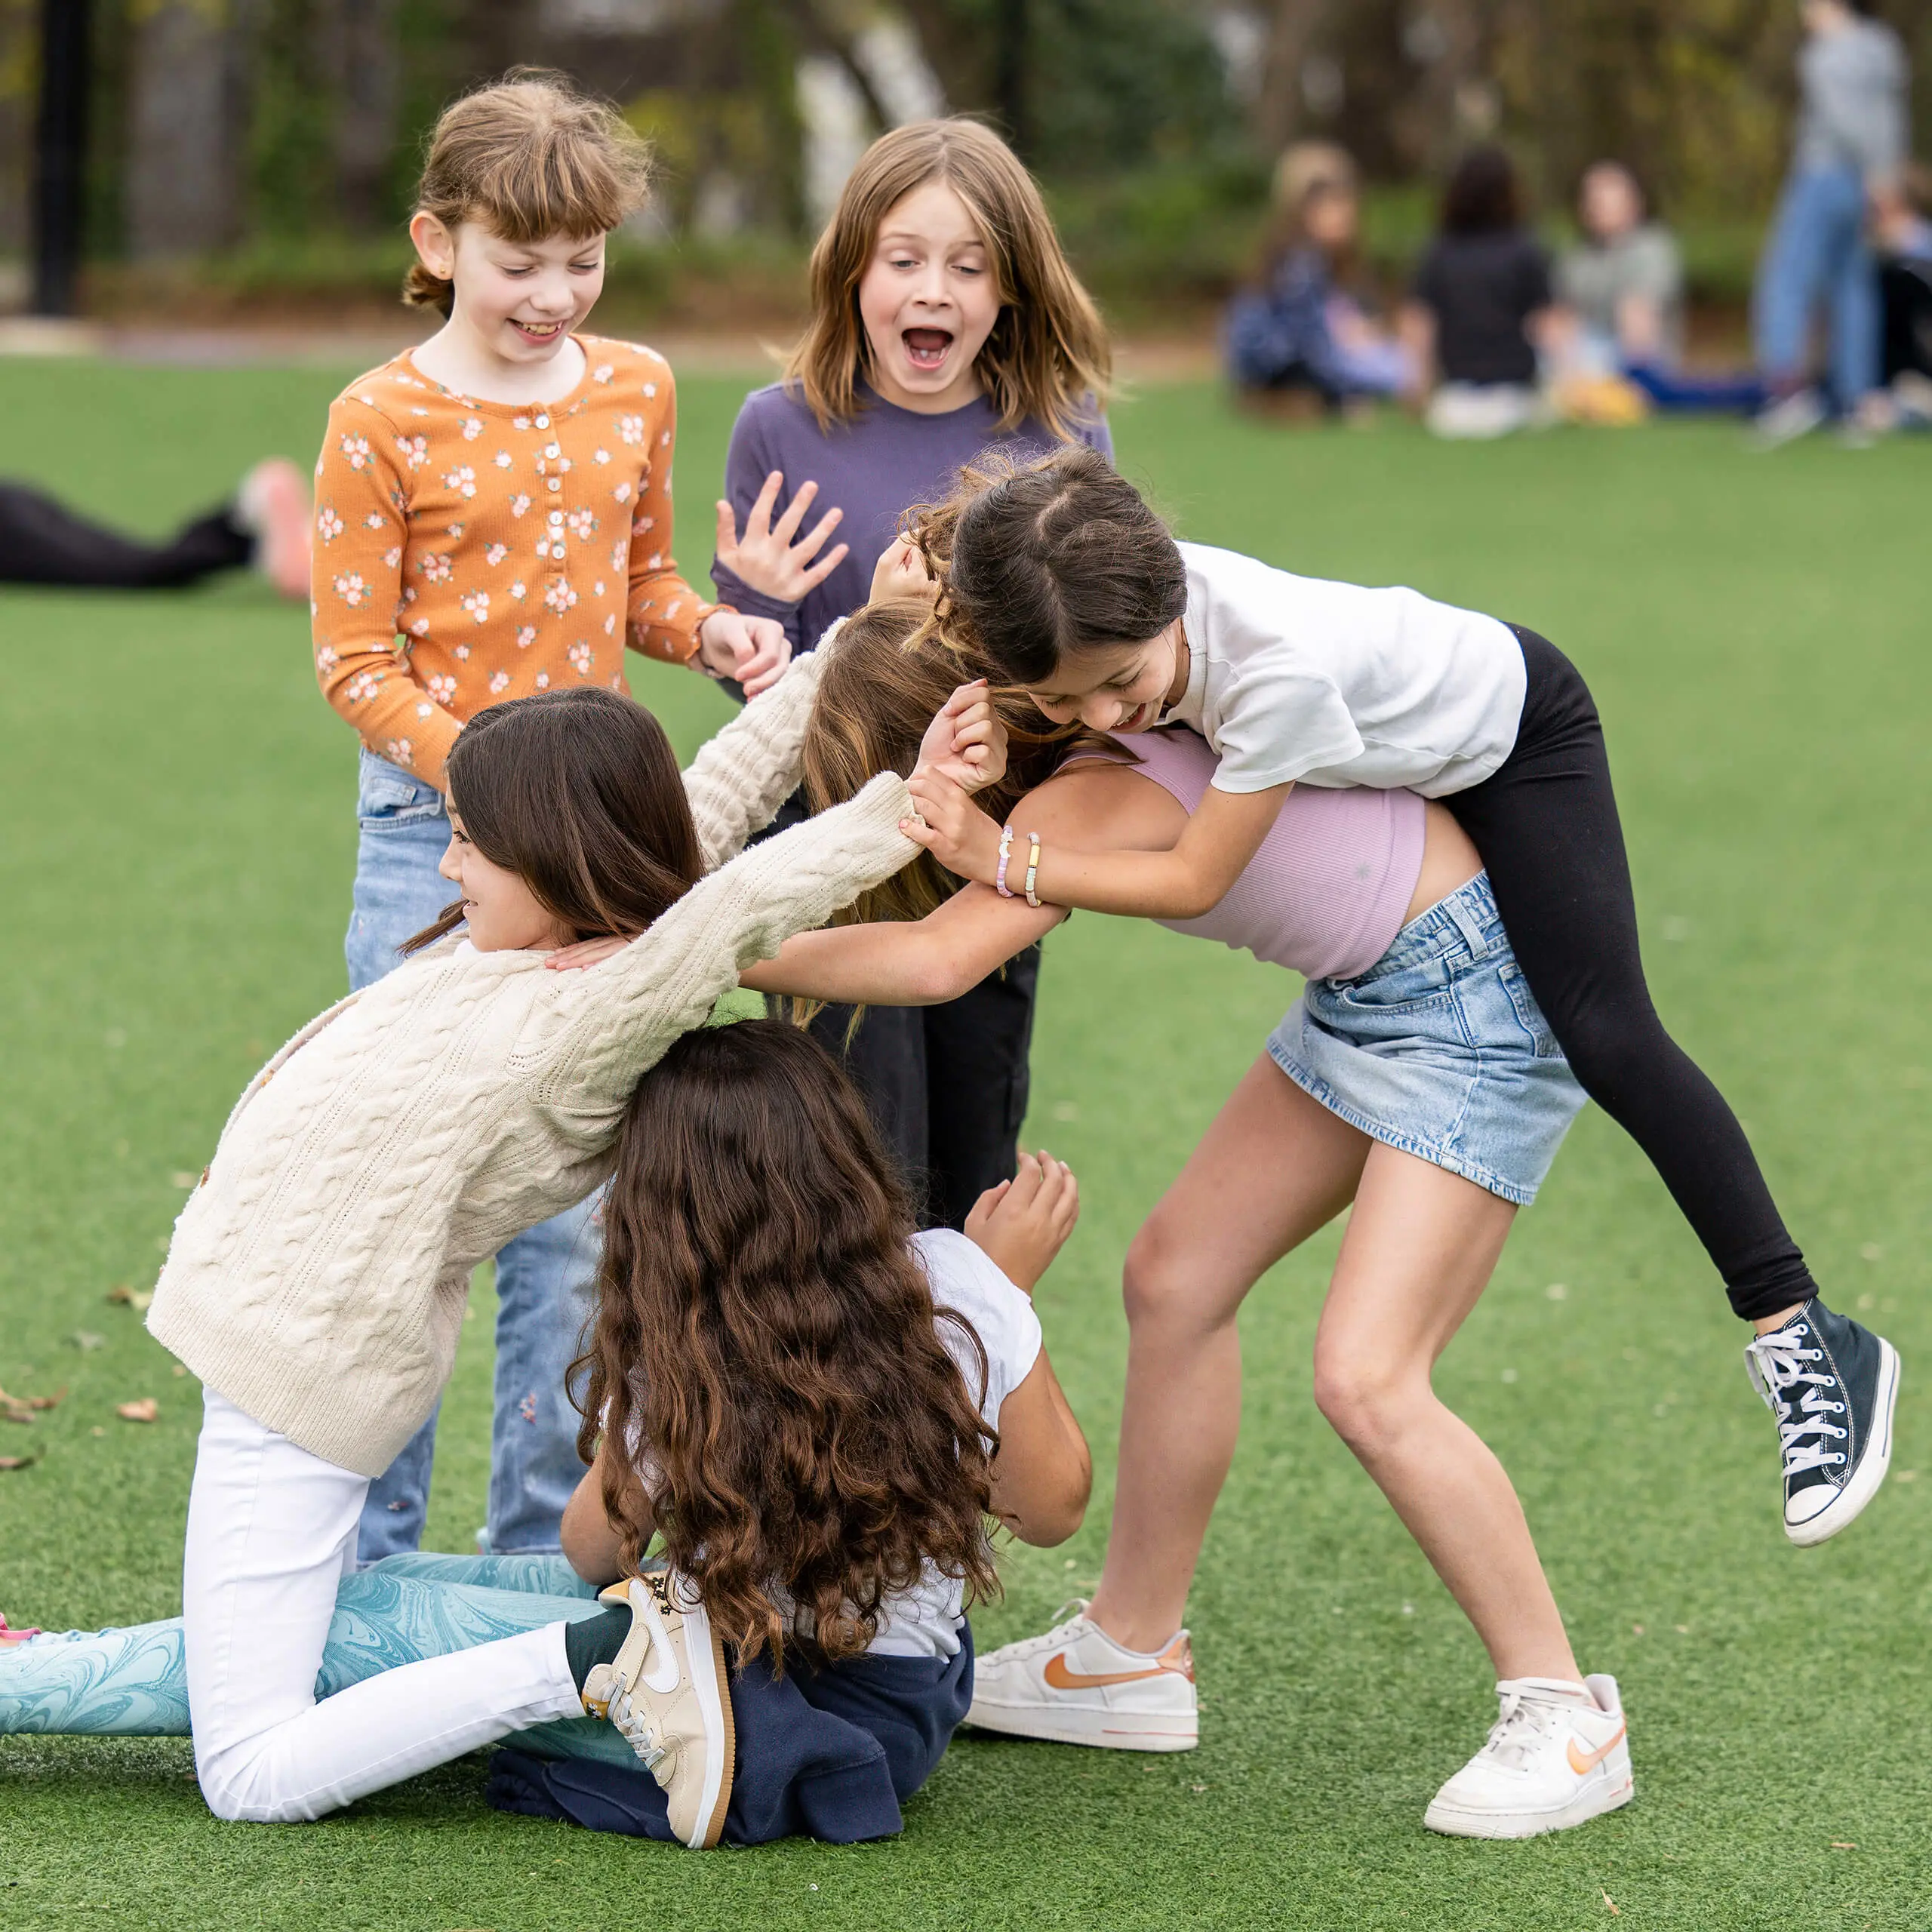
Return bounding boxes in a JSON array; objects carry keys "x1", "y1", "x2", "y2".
[{"x1": 705, "y1": 118, "x2": 1111, "y2": 1234}]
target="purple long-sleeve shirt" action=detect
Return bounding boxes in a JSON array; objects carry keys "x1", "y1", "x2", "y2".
[{"x1": 710, "y1": 380, "x2": 1112, "y2": 654}]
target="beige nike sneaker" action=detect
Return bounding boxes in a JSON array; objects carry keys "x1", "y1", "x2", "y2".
[
  {"x1": 967, "y1": 1601, "x2": 1198, "y2": 1752},
  {"x1": 580, "y1": 1572, "x2": 736, "y2": 1847},
  {"x1": 1424, "y1": 1674, "x2": 1633, "y2": 1839}
]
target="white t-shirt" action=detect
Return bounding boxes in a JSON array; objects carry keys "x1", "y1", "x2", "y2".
[
  {"x1": 859, "y1": 1229, "x2": 1042, "y2": 1658},
  {"x1": 1163, "y1": 543, "x2": 1527, "y2": 798}
]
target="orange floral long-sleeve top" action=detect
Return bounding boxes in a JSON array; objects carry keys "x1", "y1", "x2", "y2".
[{"x1": 311, "y1": 335, "x2": 716, "y2": 789}]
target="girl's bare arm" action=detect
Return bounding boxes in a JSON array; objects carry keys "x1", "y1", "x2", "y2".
[
  {"x1": 561, "y1": 1441, "x2": 648, "y2": 1586},
  {"x1": 903, "y1": 768, "x2": 1291, "y2": 923},
  {"x1": 740, "y1": 886, "x2": 1063, "y2": 1005},
  {"x1": 741, "y1": 759, "x2": 1188, "y2": 1007}
]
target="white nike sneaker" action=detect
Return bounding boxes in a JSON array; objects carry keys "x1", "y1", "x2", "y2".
[
  {"x1": 580, "y1": 1573, "x2": 736, "y2": 1847},
  {"x1": 967, "y1": 1602, "x2": 1197, "y2": 1752},
  {"x1": 1424, "y1": 1675, "x2": 1633, "y2": 1839}
]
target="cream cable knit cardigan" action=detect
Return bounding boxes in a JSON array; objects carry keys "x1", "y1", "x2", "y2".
[{"x1": 149, "y1": 646, "x2": 915, "y2": 1476}]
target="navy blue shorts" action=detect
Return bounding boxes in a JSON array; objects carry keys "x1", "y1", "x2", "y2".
[{"x1": 486, "y1": 1624, "x2": 974, "y2": 1846}]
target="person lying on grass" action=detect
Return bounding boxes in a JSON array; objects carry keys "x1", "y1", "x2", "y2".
[
  {"x1": 0, "y1": 642, "x2": 999, "y2": 1826},
  {"x1": 692, "y1": 598, "x2": 1635, "y2": 1838},
  {"x1": 1, "y1": 1021, "x2": 1090, "y2": 1851}
]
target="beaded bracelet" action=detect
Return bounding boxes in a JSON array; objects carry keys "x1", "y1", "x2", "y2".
[
  {"x1": 995, "y1": 823, "x2": 1016, "y2": 898},
  {"x1": 1023, "y1": 832, "x2": 1043, "y2": 909}
]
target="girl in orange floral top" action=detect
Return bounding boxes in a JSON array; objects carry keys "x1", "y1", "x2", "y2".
[{"x1": 311, "y1": 70, "x2": 790, "y2": 1568}]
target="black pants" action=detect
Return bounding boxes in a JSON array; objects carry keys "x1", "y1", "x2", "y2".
[
  {"x1": 1444, "y1": 628, "x2": 1815, "y2": 1322},
  {"x1": 0, "y1": 481, "x2": 253, "y2": 588},
  {"x1": 808, "y1": 945, "x2": 1041, "y2": 1232}
]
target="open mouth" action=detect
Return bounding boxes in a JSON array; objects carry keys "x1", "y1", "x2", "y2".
[
  {"x1": 511, "y1": 318, "x2": 567, "y2": 345},
  {"x1": 902, "y1": 327, "x2": 954, "y2": 373}
]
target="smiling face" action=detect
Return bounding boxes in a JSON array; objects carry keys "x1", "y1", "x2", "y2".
[
  {"x1": 410, "y1": 214, "x2": 605, "y2": 372},
  {"x1": 438, "y1": 812, "x2": 574, "y2": 952},
  {"x1": 855, "y1": 180, "x2": 1003, "y2": 414},
  {"x1": 1021, "y1": 623, "x2": 1189, "y2": 735}
]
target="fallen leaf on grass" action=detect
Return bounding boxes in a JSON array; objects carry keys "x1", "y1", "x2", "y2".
[
  {"x1": 0, "y1": 1456, "x2": 34, "y2": 1472},
  {"x1": 0, "y1": 1386, "x2": 63, "y2": 1423},
  {"x1": 1831, "y1": 1841, "x2": 1857, "y2": 1850},
  {"x1": 107, "y1": 1285, "x2": 154, "y2": 1312},
  {"x1": 1602, "y1": 1894, "x2": 1620, "y2": 1916},
  {"x1": 116, "y1": 1398, "x2": 158, "y2": 1423},
  {"x1": 69, "y1": 1331, "x2": 105, "y2": 1352}
]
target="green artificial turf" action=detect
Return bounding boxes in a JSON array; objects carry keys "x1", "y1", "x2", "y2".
[{"x1": 2, "y1": 359, "x2": 1930, "y2": 1930}]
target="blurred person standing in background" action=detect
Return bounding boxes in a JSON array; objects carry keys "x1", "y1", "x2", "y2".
[
  {"x1": 1223, "y1": 142, "x2": 1413, "y2": 413},
  {"x1": 1752, "y1": 0, "x2": 1911, "y2": 447}
]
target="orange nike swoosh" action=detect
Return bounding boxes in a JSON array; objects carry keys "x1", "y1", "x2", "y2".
[
  {"x1": 1044, "y1": 1653, "x2": 1179, "y2": 1691},
  {"x1": 1566, "y1": 1723, "x2": 1626, "y2": 1776}
]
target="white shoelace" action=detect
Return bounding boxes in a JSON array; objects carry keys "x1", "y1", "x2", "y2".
[
  {"x1": 1480, "y1": 1687, "x2": 1566, "y2": 1771},
  {"x1": 1744, "y1": 1325, "x2": 1848, "y2": 1479},
  {"x1": 608, "y1": 1684, "x2": 667, "y2": 1770}
]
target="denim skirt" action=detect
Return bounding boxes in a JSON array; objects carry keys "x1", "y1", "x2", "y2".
[{"x1": 1266, "y1": 872, "x2": 1586, "y2": 1205}]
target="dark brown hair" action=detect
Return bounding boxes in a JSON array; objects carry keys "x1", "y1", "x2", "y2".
[
  {"x1": 1441, "y1": 146, "x2": 1524, "y2": 237},
  {"x1": 801, "y1": 600, "x2": 1101, "y2": 924},
  {"x1": 405, "y1": 69, "x2": 654, "y2": 315},
  {"x1": 783, "y1": 117, "x2": 1109, "y2": 436},
  {"x1": 912, "y1": 446, "x2": 1188, "y2": 686},
  {"x1": 578, "y1": 1019, "x2": 1001, "y2": 1666},
  {"x1": 403, "y1": 687, "x2": 702, "y2": 953}
]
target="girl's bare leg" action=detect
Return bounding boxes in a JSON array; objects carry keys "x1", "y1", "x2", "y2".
[
  {"x1": 1088, "y1": 1059, "x2": 1369, "y2": 1652},
  {"x1": 1312, "y1": 1142, "x2": 1577, "y2": 1681}
]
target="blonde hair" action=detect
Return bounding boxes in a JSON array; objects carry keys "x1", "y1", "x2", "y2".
[
  {"x1": 783, "y1": 118, "x2": 1110, "y2": 438},
  {"x1": 405, "y1": 69, "x2": 654, "y2": 315}
]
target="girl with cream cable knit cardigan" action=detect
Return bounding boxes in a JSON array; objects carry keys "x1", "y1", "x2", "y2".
[{"x1": 140, "y1": 643, "x2": 996, "y2": 1823}]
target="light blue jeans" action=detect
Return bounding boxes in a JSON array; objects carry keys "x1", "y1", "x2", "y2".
[
  {"x1": 1753, "y1": 163, "x2": 1880, "y2": 408},
  {"x1": 346, "y1": 749, "x2": 601, "y2": 1561}
]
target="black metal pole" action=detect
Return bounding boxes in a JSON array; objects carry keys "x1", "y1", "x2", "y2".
[
  {"x1": 995, "y1": 0, "x2": 1029, "y2": 159},
  {"x1": 31, "y1": 0, "x2": 91, "y2": 317}
]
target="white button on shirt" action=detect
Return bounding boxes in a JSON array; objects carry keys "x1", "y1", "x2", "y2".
[{"x1": 534, "y1": 414, "x2": 549, "y2": 429}]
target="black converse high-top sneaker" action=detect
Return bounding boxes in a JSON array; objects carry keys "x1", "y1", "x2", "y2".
[{"x1": 1744, "y1": 1299, "x2": 1900, "y2": 1546}]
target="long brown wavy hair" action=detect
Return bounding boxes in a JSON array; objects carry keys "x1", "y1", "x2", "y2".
[
  {"x1": 783, "y1": 118, "x2": 1109, "y2": 436},
  {"x1": 578, "y1": 1019, "x2": 1002, "y2": 1666},
  {"x1": 402, "y1": 687, "x2": 702, "y2": 954}
]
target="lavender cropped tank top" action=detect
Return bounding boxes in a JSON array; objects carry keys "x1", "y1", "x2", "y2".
[{"x1": 1067, "y1": 728, "x2": 1426, "y2": 981}]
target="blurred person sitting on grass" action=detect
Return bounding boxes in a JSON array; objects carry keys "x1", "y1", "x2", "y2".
[
  {"x1": 1875, "y1": 163, "x2": 1932, "y2": 421},
  {"x1": 1223, "y1": 142, "x2": 1414, "y2": 414},
  {"x1": 1752, "y1": 0, "x2": 1910, "y2": 448},
  {"x1": 1550, "y1": 162, "x2": 1761, "y2": 416},
  {"x1": 0, "y1": 459, "x2": 309, "y2": 598},
  {"x1": 1400, "y1": 146, "x2": 1558, "y2": 438}
]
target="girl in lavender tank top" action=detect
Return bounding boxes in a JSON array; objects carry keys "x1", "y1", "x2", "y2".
[{"x1": 736, "y1": 599, "x2": 1627, "y2": 1839}]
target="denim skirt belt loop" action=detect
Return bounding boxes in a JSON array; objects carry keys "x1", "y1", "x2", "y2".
[{"x1": 1267, "y1": 871, "x2": 1587, "y2": 1206}]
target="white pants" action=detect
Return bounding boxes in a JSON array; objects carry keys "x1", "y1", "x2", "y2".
[{"x1": 183, "y1": 1389, "x2": 585, "y2": 1823}]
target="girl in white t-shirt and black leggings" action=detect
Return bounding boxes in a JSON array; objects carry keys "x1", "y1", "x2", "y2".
[{"x1": 898, "y1": 446, "x2": 1900, "y2": 1553}]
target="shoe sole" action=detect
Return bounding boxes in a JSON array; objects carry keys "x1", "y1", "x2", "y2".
[
  {"x1": 680, "y1": 1597, "x2": 736, "y2": 1849},
  {"x1": 1424, "y1": 1766, "x2": 1635, "y2": 1840},
  {"x1": 1787, "y1": 1340, "x2": 1900, "y2": 1548},
  {"x1": 964, "y1": 1698, "x2": 1198, "y2": 1752}
]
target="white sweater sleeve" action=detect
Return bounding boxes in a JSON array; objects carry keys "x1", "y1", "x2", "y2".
[
  {"x1": 680, "y1": 648, "x2": 830, "y2": 872},
  {"x1": 535, "y1": 770, "x2": 915, "y2": 1111}
]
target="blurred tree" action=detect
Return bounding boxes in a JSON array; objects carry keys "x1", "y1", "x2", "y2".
[{"x1": 126, "y1": 1, "x2": 244, "y2": 259}]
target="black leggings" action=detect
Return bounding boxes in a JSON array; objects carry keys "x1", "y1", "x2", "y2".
[
  {"x1": 807, "y1": 946, "x2": 1041, "y2": 1234},
  {"x1": 1444, "y1": 628, "x2": 1814, "y2": 1322},
  {"x1": 0, "y1": 481, "x2": 253, "y2": 589}
]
